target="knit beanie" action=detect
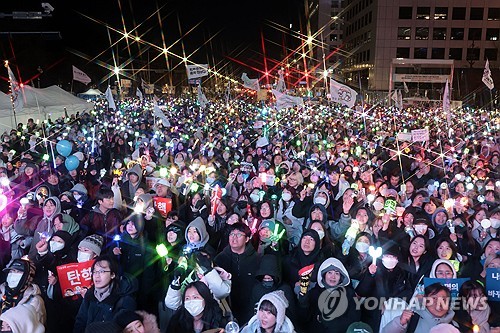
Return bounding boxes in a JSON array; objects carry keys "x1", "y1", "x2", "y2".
[
  {"x1": 257, "y1": 290, "x2": 289, "y2": 331},
  {"x1": 78, "y1": 234, "x2": 104, "y2": 256},
  {"x1": 70, "y1": 183, "x2": 88, "y2": 195}
]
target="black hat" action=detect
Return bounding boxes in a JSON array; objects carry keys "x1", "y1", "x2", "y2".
[
  {"x1": 3, "y1": 259, "x2": 28, "y2": 273},
  {"x1": 114, "y1": 309, "x2": 142, "y2": 329}
]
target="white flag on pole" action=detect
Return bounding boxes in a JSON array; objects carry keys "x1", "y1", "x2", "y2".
[
  {"x1": 6, "y1": 65, "x2": 23, "y2": 110},
  {"x1": 186, "y1": 64, "x2": 209, "y2": 79},
  {"x1": 105, "y1": 86, "x2": 116, "y2": 110},
  {"x1": 329, "y1": 79, "x2": 357, "y2": 108},
  {"x1": 153, "y1": 102, "x2": 171, "y2": 127},
  {"x1": 482, "y1": 59, "x2": 494, "y2": 90},
  {"x1": 72, "y1": 66, "x2": 91, "y2": 85},
  {"x1": 136, "y1": 87, "x2": 143, "y2": 100},
  {"x1": 403, "y1": 81, "x2": 409, "y2": 94},
  {"x1": 241, "y1": 73, "x2": 260, "y2": 91},
  {"x1": 391, "y1": 90, "x2": 403, "y2": 109},
  {"x1": 197, "y1": 83, "x2": 208, "y2": 108},
  {"x1": 443, "y1": 78, "x2": 451, "y2": 127},
  {"x1": 272, "y1": 89, "x2": 304, "y2": 110},
  {"x1": 276, "y1": 69, "x2": 286, "y2": 92}
]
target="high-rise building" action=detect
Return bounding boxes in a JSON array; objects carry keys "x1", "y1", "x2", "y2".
[{"x1": 319, "y1": 0, "x2": 500, "y2": 93}]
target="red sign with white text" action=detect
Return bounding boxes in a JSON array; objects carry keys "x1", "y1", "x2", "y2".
[{"x1": 56, "y1": 260, "x2": 94, "y2": 298}]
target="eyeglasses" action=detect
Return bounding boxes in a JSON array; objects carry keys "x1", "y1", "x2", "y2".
[
  {"x1": 92, "y1": 270, "x2": 111, "y2": 275},
  {"x1": 229, "y1": 233, "x2": 246, "y2": 239}
]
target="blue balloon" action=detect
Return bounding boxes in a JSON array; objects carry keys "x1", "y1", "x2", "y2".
[
  {"x1": 65, "y1": 155, "x2": 79, "y2": 171},
  {"x1": 56, "y1": 140, "x2": 73, "y2": 157}
]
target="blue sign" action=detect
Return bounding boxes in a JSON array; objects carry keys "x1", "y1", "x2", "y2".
[
  {"x1": 424, "y1": 277, "x2": 469, "y2": 298},
  {"x1": 486, "y1": 268, "x2": 500, "y2": 302}
]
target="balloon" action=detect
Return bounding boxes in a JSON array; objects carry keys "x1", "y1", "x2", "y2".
[
  {"x1": 65, "y1": 155, "x2": 79, "y2": 171},
  {"x1": 56, "y1": 140, "x2": 73, "y2": 157},
  {"x1": 73, "y1": 152, "x2": 85, "y2": 161}
]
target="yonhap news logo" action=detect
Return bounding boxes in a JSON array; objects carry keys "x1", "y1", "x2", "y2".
[{"x1": 317, "y1": 287, "x2": 348, "y2": 321}]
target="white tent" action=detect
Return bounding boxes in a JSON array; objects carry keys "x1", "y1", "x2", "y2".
[
  {"x1": 78, "y1": 88, "x2": 104, "y2": 100},
  {"x1": 0, "y1": 85, "x2": 93, "y2": 133}
]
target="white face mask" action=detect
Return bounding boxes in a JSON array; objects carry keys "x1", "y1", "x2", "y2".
[
  {"x1": 314, "y1": 196, "x2": 327, "y2": 206},
  {"x1": 49, "y1": 241, "x2": 65, "y2": 253},
  {"x1": 282, "y1": 192, "x2": 292, "y2": 202},
  {"x1": 355, "y1": 242, "x2": 370, "y2": 253},
  {"x1": 373, "y1": 201, "x2": 384, "y2": 211},
  {"x1": 382, "y1": 256, "x2": 399, "y2": 269},
  {"x1": 313, "y1": 229, "x2": 325, "y2": 240},
  {"x1": 77, "y1": 251, "x2": 93, "y2": 263},
  {"x1": 73, "y1": 194, "x2": 82, "y2": 201},
  {"x1": 184, "y1": 299, "x2": 205, "y2": 317},
  {"x1": 491, "y1": 218, "x2": 500, "y2": 229},
  {"x1": 6, "y1": 272, "x2": 23, "y2": 289}
]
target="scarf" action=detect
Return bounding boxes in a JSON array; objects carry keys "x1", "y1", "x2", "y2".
[
  {"x1": 94, "y1": 284, "x2": 113, "y2": 302},
  {"x1": 470, "y1": 305, "x2": 490, "y2": 333},
  {"x1": 1, "y1": 287, "x2": 24, "y2": 314}
]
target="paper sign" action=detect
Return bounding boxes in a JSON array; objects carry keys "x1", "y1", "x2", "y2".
[
  {"x1": 486, "y1": 268, "x2": 500, "y2": 301},
  {"x1": 186, "y1": 64, "x2": 209, "y2": 79},
  {"x1": 153, "y1": 197, "x2": 172, "y2": 218},
  {"x1": 384, "y1": 199, "x2": 397, "y2": 213},
  {"x1": 423, "y1": 277, "x2": 469, "y2": 298},
  {"x1": 57, "y1": 260, "x2": 95, "y2": 298},
  {"x1": 397, "y1": 132, "x2": 412, "y2": 141},
  {"x1": 411, "y1": 129, "x2": 429, "y2": 142}
]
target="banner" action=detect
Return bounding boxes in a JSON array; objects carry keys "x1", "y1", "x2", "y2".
[
  {"x1": 186, "y1": 64, "x2": 209, "y2": 79},
  {"x1": 136, "y1": 87, "x2": 143, "y2": 100},
  {"x1": 482, "y1": 59, "x2": 495, "y2": 90},
  {"x1": 443, "y1": 79, "x2": 451, "y2": 127},
  {"x1": 403, "y1": 81, "x2": 409, "y2": 93},
  {"x1": 329, "y1": 79, "x2": 357, "y2": 108},
  {"x1": 6, "y1": 65, "x2": 23, "y2": 111},
  {"x1": 393, "y1": 74, "x2": 450, "y2": 83},
  {"x1": 153, "y1": 197, "x2": 172, "y2": 218},
  {"x1": 272, "y1": 89, "x2": 304, "y2": 110},
  {"x1": 105, "y1": 86, "x2": 116, "y2": 110},
  {"x1": 486, "y1": 268, "x2": 500, "y2": 301},
  {"x1": 72, "y1": 66, "x2": 91, "y2": 85},
  {"x1": 424, "y1": 277, "x2": 469, "y2": 298},
  {"x1": 141, "y1": 78, "x2": 155, "y2": 94},
  {"x1": 197, "y1": 84, "x2": 208, "y2": 108},
  {"x1": 391, "y1": 90, "x2": 403, "y2": 109},
  {"x1": 152, "y1": 103, "x2": 171, "y2": 126},
  {"x1": 56, "y1": 260, "x2": 94, "y2": 298},
  {"x1": 120, "y1": 79, "x2": 132, "y2": 88},
  {"x1": 276, "y1": 69, "x2": 286, "y2": 92},
  {"x1": 242, "y1": 73, "x2": 260, "y2": 91},
  {"x1": 411, "y1": 129, "x2": 429, "y2": 142},
  {"x1": 397, "y1": 132, "x2": 412, "y2": 141}
]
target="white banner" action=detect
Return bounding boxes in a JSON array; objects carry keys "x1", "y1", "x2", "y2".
[
  {"x1": 482, "y1": 59, "x2": 495, "y2": 90},
  {"x1": 329, "y1": 79, "x2": 357, "y2": 108},
  {"x1": 393, "y1": 74, "x2": 450, "y2": 83},
  {"x1": 6, "y1": 65, "x2": 23, "y2": 110},
  {"x1": 443, "y1": 79, "x2": 451, "y2": 127},
  {"x1": 411, "y1": 129, "x2": 429, "y2": 142},
  {"x1": 241, "y1": 73, "x2": 260, "y2": 91},
  {"x1": 105, "y1": 86, "x2": 116, "y2": 110},
  {"x1": 397, "y1": 132, "x2": 413, "y2": 141},
  {"x1": 186, "y1": 64, "x2": 209, "y2": 79},
  {"x1": 272, "y1": 89, "x2": 304, "y2": 110},
  {"x1": 136, "y1": 87, "x2": 143, "y2": 100},
  {"x1": 153, "y1": 103, "x2": 171, "y2": 126},
  {"x1": 72, "y1": 66, "x2": 91, "y2": 85},
  {"x1": 197, "y1": 84, "x2": 208, "y2": 108}
]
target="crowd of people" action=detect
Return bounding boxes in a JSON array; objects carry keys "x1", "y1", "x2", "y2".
[{"x1": 0, "y1": 92, "x2": 498, "y2": 333}]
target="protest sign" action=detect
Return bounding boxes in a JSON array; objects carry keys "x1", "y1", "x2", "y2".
[
  {"x1": 57, "y1": 260, "x2": 94, "y2": 298},
  {"x1": 411, "y1": 129, "x2": 429, "y2": 142},
  {"x1": 486, "y1": 268, "x2": 500, "y2": 301},
  {"x1": 153, "y1": 197, "x2": 172, "y2": 218},
  {"x1": 424, "y1": 277, "x2": 468, "y2": 298}
]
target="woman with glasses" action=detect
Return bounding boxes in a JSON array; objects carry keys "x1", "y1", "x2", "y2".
[
  {"x1": 73, "y1": 254, "x2": 137, "y2": 333},
  {"x1": 429, "y1": 259, "x2": 457, "y2": 279}
]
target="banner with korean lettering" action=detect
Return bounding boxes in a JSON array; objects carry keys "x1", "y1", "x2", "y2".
[
  {"x1": 57, "y1": 260, "x2": 94, "y2": 298},
  {"x1": 486, "y1": 268, "x2": 500, "y2": 301},
  {"x1": 153, "y1": 197, "x2": 172, "y2": 218},
  {"x1": 424, "y1": 277, "x2": 469, "y2": 298},
  {"x1": 186, "y1": 64, "x2": 209, "y2": 79}
]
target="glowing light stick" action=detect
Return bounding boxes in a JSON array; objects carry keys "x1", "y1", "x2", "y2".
[
  {"x1": 20, "y1": 197, "x2": 30, "y2": 208},
  {"x1": 156, "y1": 244, "x2": 169, "y2": 258},
  {"x1": 368, "y1": 246, "x2": 382, "y2": 265},
  {"x1": 481, "y1": 219, "x2": 491, "y2": 229}
]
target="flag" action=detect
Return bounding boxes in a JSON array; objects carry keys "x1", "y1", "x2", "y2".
[
  {"x1": 482, "y1": 59, "x2": 494, "y2": 90},
  {"x1": 72, "y1": 66, "x2": 91, "y2": 85},
  {"x1": 141, "y1": 78, "x2": 154, "y2": 94},
  {"x1": 391, "y1": 90, "x2": 403, "y2": 110},
  {"x1": 241, "y1": 73, "x2": 260, "y2": 91},
  {"x1": 6, "y1": 65, "x2": 23, "y2": 111},
  {"x1": 197, "y1": 83, "x2": 208, "y2": 108},
  {"x1": 329, "y1": 79, "x2": 357, "y2": 108},
  {"x1": 276, "y1": 69, "x2": 286, "y2": 92},
  {"x1": 403, "y1": 81, "x2": 409, "y2": 94},
  {"x1": 398, "y1": 90, "x2": 403, "y2": 110},
  {"x1": 186, "y1": 64, "x2": 209, "y2": 79},
  {"x1": 443, "y1": 79, "x2": 451, "y2": 127},
  {"x1": 272, "y1": 89, "x2": 304, "y2": 110},
  {"x1": 105, "y1": 86, "x2": 116, "y2": 110},
  {"x1": 153, "y1": 102, "x2": 171, "y2": 126},
  {"x1": 136, "y1": 87, "x2": 143, "y2": 100}
]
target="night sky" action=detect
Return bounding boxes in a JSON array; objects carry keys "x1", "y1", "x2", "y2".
[{"x1": 0, "y1": 0, "x2": 305, "y2": 92}]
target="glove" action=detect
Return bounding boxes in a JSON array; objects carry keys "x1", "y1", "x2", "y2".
[
  {"x1": 298, "y1": 264, "x2": 314, "y2": 296},
  {"x1": 195, "y1": 252, "x2": 213, "y2": 275},
  {"x1": 171, "y1": 267, "x2": 186, "y2": 290}
]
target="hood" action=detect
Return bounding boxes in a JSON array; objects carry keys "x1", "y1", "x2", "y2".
[
  {"x1": 313, "y1": 189, "x2": 331, "y2": 208},
  {"x1": 431, "y1": 207, "x2": 448, "y2": 230},
  {"x1": 128, "y1": 163, "x2": 143, "y2": 183},
  {"x1": 413, "y1": 299, "x2": 456, "y2": 324},
  {"x1": 185, "y1": 217, "x2": 210, "y2": 248},
  {"x1": 307, "y1": 203, "x2": 328, "y2": 224},
  {"x1": 61, "y1": 214, "x2": 80, "y2": 235},
  {"x1": 43, "y1": 196, "x2": 61, "y2": 220},
  {"x1": 255, "y1": 254, "x2": 282, "y2": 284},
  {"x1": 70, "y1": 183, "x2": 88, "y2": 196},
  {"x1": 430, "y1": 259, "x2": 457, "y2": 278},
  {"x1": 0, "y1": 304, "x2": 44, "y2": 333},
  {"x1": 137, "y1": 193, "x2": 153, "y2": 209},
  {"x1": 317, "y1": 257, "x2": 350, "y2": 289}
]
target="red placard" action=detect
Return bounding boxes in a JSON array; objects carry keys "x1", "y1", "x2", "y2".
[
  {"x1": 153, "y1": 197, "x2": 172, "y2": 218},
  {"x1": 56, "y1": 260, "x2": 94, "y2": 298}
]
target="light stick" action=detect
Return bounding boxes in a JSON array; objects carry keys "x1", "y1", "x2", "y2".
[{"x1": 368, "y1": 246, "x2": 382, "y2": 266}]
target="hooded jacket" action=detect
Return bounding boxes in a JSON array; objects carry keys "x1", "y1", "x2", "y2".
[
  {"x1": 184, "y1": 217, "x2": 213, "y2": 256},
  {"x1": 79, "y1": 205, "x2": 122, "y2": 242},
  {"x1": 120, "y1": 164, "x2": 146, "y2": 206},
  {"x1": 297, "y1": 257, "x2": 360, "y2": 333},
  {"x1": 0, "y1": 283, "x2": 46, "y2": 325},
  {"x1": 429, "y1": 259, "x2": 457, "y2": 279},
  {"x1": 0, "y1": 304, "x2": 45, "y2": 333}
]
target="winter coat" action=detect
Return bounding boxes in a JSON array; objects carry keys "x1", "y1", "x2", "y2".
[
  {"x1": 183, "y1": 217, "x2": 216, "y2": 258},
  {"x1": 0, "y1": 283, "x2": 46, "y2": 325},
  {"x1": 215, "y1": 243, "x2": 260, "y2": 324},
  {"x1": 73, "y1": 274, "x2": 138, "y2": 333},
  {"x1": 297, "y1": 258, "x2": 360, "y2": 333},
  {"x1": 0, "y1": 304, "x2": 45, "y2": 333},
  {"x1": 276, "y1": 199, "x2": 304, "y2": 248},
  {"x1": 120, "y1": 164, "x2": 146, "y2": 206},
  {"x1": 79, "y1": 206, "x2": 123, "y2": 242}
]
